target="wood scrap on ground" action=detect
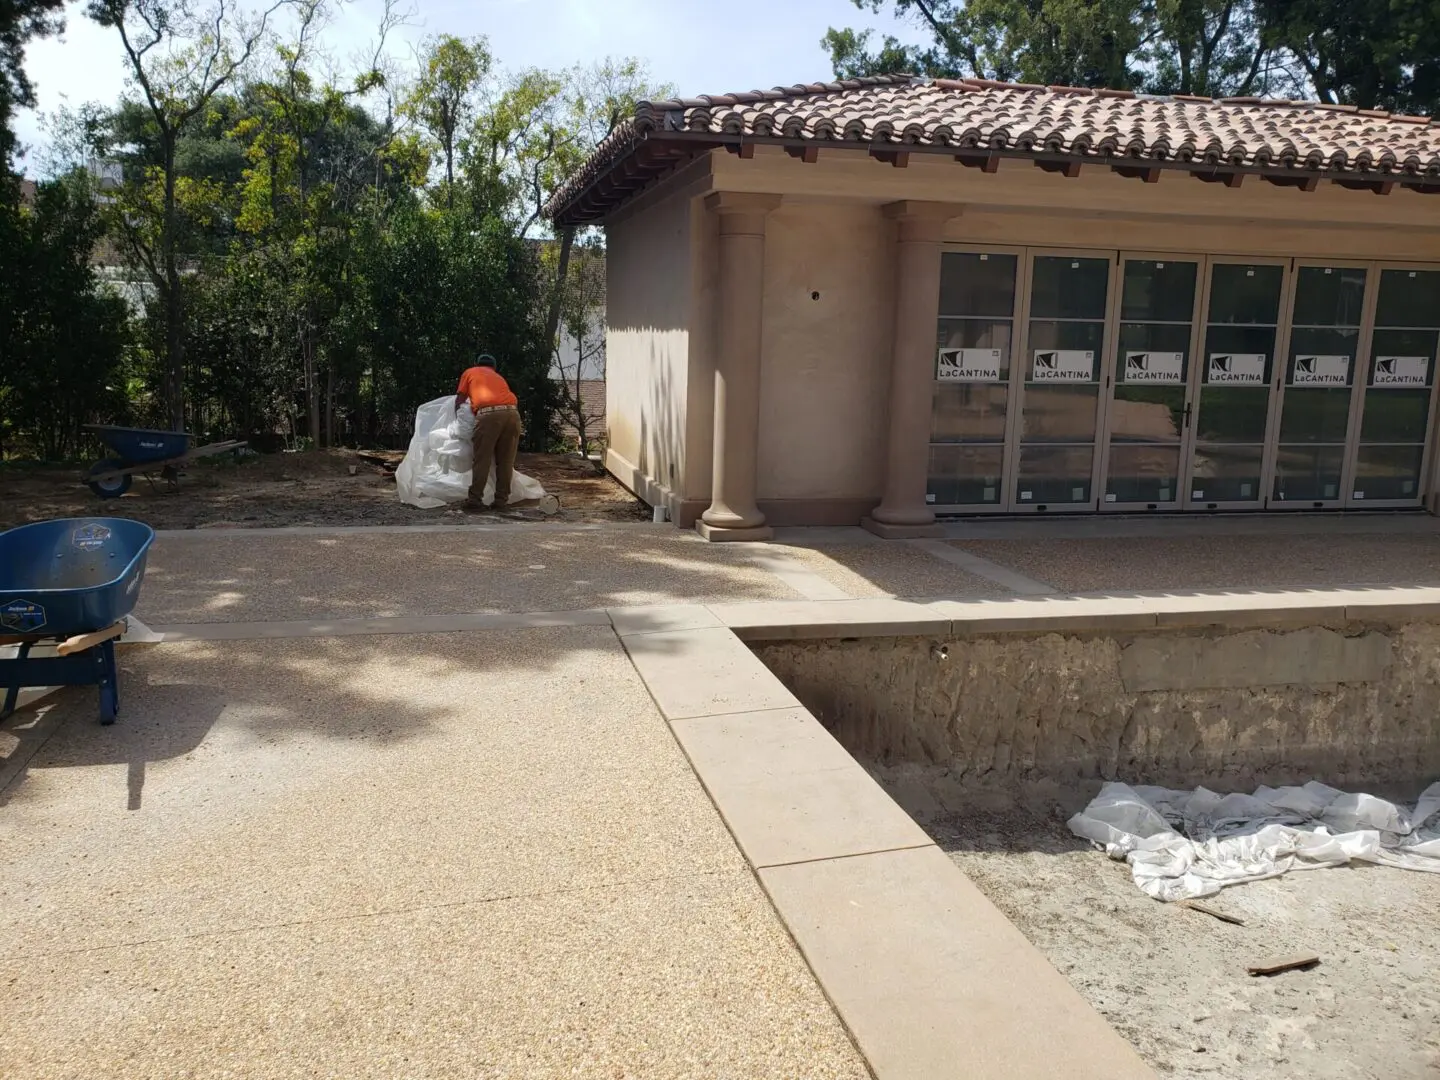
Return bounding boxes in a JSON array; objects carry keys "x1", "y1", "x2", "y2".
[
  {"x1": 1180, "y1": 900, "x2": 1246, "y2": 926},
  {"x1": 1247, "y1": 955, "x2": 1320, "y2": 977}
]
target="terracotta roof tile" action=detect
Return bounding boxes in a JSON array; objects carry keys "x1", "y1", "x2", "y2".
[{"x1": 548, "y1": 76, "x2": 1440, "y2": 224}]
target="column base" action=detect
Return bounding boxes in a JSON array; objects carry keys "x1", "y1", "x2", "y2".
[
  {"x1": 861, "y1": 516, "x2": 944, "y2": 540},
  {"x1": 696, "y1": 521, "x2": 774, "y2": 543}
]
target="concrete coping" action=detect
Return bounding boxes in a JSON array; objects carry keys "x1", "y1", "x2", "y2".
[
  {"x1": 712, "y1": 585, "x2": 1440, "y2": 641},
  {"x1": 619, "y1": 621, "x2": 1156, "y2": 1079}
]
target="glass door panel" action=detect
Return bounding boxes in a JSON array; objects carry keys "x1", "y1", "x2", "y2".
[
  {"x1": 1273, "y1": 266, "x2": 1366, "y2": 504},
  {"x1": 929, "y1": 251, "x2": 1018, "y2": 507},
  {"x1": 1189, "y1": 263, "x2": 1283, "y2": 506},
  {"x1": 1351, "y1": 269, "x2": 1440, "y2": 503},
  {"x1": 1017, "y1": 255, "x2": 1109, "y2": 506},
  {"x1": 1105, "y1": 259, "x2": 1198, "y2": 506}
]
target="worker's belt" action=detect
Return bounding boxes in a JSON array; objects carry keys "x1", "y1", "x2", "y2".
[{"x1": 474, "y1": 404, "x2": 518, "y2": 414}]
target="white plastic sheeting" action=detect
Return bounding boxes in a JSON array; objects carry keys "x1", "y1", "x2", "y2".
[
  {"x1": 1069, "y1": 780, "x2": 1440, "y2": 901},
  {"x1": 395, "y1": 396, "x2": 547, "y2": 509}
]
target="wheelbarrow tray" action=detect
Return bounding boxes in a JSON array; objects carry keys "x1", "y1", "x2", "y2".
[
  {"x1": 84, "y1": 425, "x2": 193, "y2": 464},
  {"x1": 0, "y1": 518, "x2": 156, "y2": 725}
]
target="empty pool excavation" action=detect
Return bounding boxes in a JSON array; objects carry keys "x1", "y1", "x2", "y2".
[{"x1": 752, "y1": 613, "x2": 1440, "y2": 1080}]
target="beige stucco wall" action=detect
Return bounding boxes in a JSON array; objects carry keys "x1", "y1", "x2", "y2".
[
  {"x1": 753, "y1": 201, "x2": 894, "y2": 505},
  {"x1": 602, "y1": 144, "x2": 1440, "y2": 526},
  {"x1": 603, "y1": 180, "x2": 694, "y2": 509}
]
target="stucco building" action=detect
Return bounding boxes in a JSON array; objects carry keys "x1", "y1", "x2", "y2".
[{"x1": 546, "y1": 75, "x2": 1440, "y2": 539}]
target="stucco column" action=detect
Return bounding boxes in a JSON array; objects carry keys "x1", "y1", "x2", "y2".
[
  {"x1": 864, "y1": 201, "x2": 961, "y2": 539},
  {"x1": 697, "y1": 191, "x2": 782, "y2": 542}
]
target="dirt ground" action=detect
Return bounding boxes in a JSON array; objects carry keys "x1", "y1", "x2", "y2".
[
  {"x1": 873, "y1": 772, "x2": 1440, "y2": 1080},
  {"x1": 0, "y1": 450, "x2": 649, "y2": 530}
]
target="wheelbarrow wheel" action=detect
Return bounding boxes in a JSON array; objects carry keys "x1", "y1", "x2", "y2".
[{"x1": 87, "y1": 459, "x2": 133, "y2": 499}]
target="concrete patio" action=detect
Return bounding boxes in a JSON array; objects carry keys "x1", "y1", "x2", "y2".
[{"x1": 6, "y1": 512, "x2": 1440, "y2": 1078}]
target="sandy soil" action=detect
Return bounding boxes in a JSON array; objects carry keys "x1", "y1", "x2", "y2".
[
  {"x1": 872, "y1": 772, "x2": 1440, "y2": 1080},
  {"x1": 0, "y1": 450, "x2": 649, "y2": 530}
]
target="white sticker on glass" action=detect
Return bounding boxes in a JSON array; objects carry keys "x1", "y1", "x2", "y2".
[
  {"x1": 1071, "y1": 486, "x2": 1085, "y2": 501},
  {"x1": 926, "y1": 493, "x2": 937, "y2": 503},
  {"x1": 1291, "y1": 355, "x2": 1350, "y2": 386},
  {"x1": 1159, "y1": 487, "x2": 1170, "y2": 501},
  {"x1": 1207, "y1": 353, "x2": 1266, "y2": 384},
  {"x1": 1105, "y1": 493, "x2": 1117, "y2": 502},
  {"x1": 1124, "y1": 351, "x2": 1184, "y2": 385},
  {"x1": 1020, "y1": 490, "x2": 1033, "y2": 501},
  {"x1": 1032, "y1": 350, "x2": 1094, "y2": 383},
  {"x1": 1241, "y1": 482, "x2": 1253, "y2": 497},
  {"x1": 1372, "y1": 356, "x2": 1428, "y2": 387},
  {"x1": 937, "y1": 347, "x2": 1002, "y2": 382},
  {"x1": 1354, "y1": 491, "x2": 1365, "y2": 499},
  {"x1": 983, "y1": 486, "x2": 996, "y2": 502},
  {"x1": 1192, "y1": 490, "x2": 1204, "y2": 499}
]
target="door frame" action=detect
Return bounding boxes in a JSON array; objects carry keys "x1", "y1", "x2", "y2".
[
  {"x1": 1342, "y1": 260, "x2": 1440, "y2": 509},
  {"x1": 1005, "y1": 247, "x2": 1120, "y2": 514},
  {"x1": 1184, "y1": 255, "x2": 1296, "y2": 512},
  {"x1": 1096, "y1": 251, "x2": 1207, "y2": 513}
]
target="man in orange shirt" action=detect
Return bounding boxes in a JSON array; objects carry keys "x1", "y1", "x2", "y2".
[{"x1": 455, "y1": 354, "x2": 522, "y2": 509}]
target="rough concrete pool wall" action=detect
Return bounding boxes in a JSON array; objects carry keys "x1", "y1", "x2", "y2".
[{"x1": 753, "y1": 622, "x2": 1440, "y2": 791}]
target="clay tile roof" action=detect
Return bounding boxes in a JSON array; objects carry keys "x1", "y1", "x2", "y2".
[{"x1": 547, "y1": 76, "x2": 1440, "y2": 225}]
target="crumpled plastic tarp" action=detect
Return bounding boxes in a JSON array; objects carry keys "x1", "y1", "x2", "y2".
[
  {"x1": 1068, "y1": 780, "x2": 1440, "y2": 901},
  {"x1": 395, "y1": 396, "x2": 547, "y2": 509}
]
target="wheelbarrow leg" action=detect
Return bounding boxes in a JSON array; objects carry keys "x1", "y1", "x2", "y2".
[
  {"x1": 1, "y1": 641, "x2": 32, "y2": 721},
  {"x1": 97, "y1": 639, "x2": 119, "y2": 725}
]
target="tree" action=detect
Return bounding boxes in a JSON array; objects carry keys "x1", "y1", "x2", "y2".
[
  {"x1": 552, "y1": 239, "x2": 605, "y2": 456},
  {"x1": 86, "y1": 0, "x2": 280, "y2": 431},
  {"x1": 0, "y1": 0, "x2": 65, "y2": 160},
  {"x1": 402, "y1": 34, "x2": 488, "y2": 207},
  {"x1": 823, "y1": 0, "x2": 1295, "y2": 97},
  {"x1": 1260, "y1": 0, "x2": 1440, "y2": 113},
  {"x1": 0, "y1": 174, "x2": 132, "y2": 459}
]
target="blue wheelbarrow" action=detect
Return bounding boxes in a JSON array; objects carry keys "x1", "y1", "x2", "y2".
[
  {"x1": 0, "y1": 518, "x2": 155, "y2": 725},
  {"x1": 82, "y1": 425, "x2": 247, "y2": 499}
]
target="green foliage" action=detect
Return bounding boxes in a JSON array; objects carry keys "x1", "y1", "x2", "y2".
[
  {"x1": 0, "y1": 175, "x2": 133, "y2": 459},
  {"x1": 6, "y1": 0, "x2": 665, "y2": 461},
  {"x1": 824, "y1": 0, "x2": 1438, "y2": 108}
]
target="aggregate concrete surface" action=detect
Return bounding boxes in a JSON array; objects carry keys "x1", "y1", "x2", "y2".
[
  {"x1": 0, "y1": 629, "x2": 869, "y2": 1079},
  {"x1": 956, "y1": 532, "x2": 1440, "y2": 595},
  {"x1": 137, "y1": 528, "x2": 814, "y2": 623}
]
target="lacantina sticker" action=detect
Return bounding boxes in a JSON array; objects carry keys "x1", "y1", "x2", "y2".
[
  {"x1": 1124, "y1": 352, "x2": 1184, "y2": 385},
  {"x1": 937, "y1": 347, "x2": 1002, "y2": 382},
  {"x1": 1372, "y1": 356, "x2": 1429, "y2": 387},
  {"x1": 1032, "y1": 350, "x2": 1094, "y2": 383},
  {"x1": 1291, "y1": 355, "x2": 1350, "y2": 386},
  {"x1": 1208, "y1": 353, "x2": 1266, "y2": 384}
]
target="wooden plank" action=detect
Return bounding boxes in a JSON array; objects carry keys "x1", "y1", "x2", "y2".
[
  {"x1": 1247, "y1": 954, "x2": 1320, "y2": 977},
  {"x1": 56, "y1": 622, "x2": 126, "y2": 657},
  {"x1": 1180, "y1": 900, "x2": 1245, "y2": 926}
]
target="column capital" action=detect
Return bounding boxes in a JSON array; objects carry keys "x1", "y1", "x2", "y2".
[
  {"x1": 882, "y1": 200, "x2": 962, "y2": 243},
  {"x1": 706, "y1": 192, "x2": 782, "y2": 237},
  {"x1": 705, "y1": 191, "x2": 783, "y2": 215}
]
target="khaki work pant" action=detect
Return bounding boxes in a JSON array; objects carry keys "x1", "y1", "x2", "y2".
[{"x1": 469, "y1": 406, "x2": 522, "y2": 506}]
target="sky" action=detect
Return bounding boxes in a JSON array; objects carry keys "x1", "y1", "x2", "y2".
[{"x1": 14, "y1": 0, "x2": 929, "y2": 176}]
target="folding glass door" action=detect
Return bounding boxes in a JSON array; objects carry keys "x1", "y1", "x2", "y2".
[
  {"x1": 1271, "y1": 265, "x2": 1368, "y2": 507},
  {"x1": 929, "y1": 250, "x2": 1020, "y2": 508},
  {"x1": 1101, "y1": 257, "x2": 1201, "y2": 509},
  {"x1": 1014, "y1": 254, "x2": 1112, "y2": 510},
  {"x1": 1186, "y1": 260, "x2": 1289, "y2": 508},
  {"x1": 1348, "y1": 268, "x2": 1440, "y2": 506}
]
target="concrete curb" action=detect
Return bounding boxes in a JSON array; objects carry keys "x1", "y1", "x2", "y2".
[{"x1": 619, "y1": 621, "x2": 1156, "y2": 1080}]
